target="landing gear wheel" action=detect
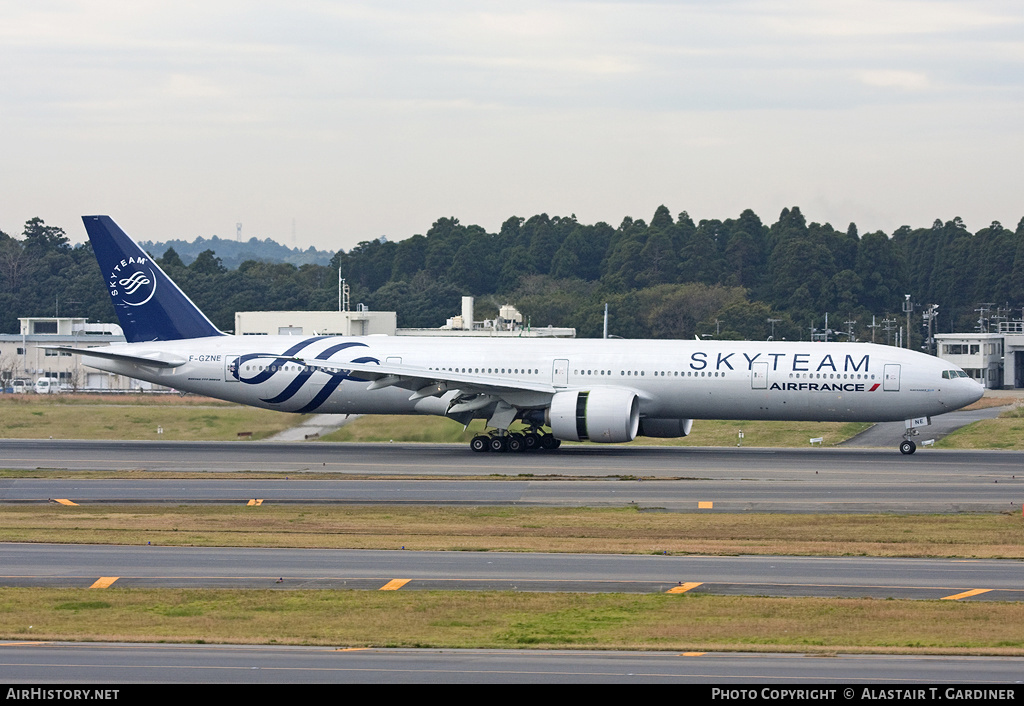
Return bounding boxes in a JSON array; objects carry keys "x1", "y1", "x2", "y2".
[
  {"x1": 470, "y1": 435, "x2": 490, "y2": 453},
  {"x1": 899, "y1": 440, "x2": 917, "y2": 455},
  {"x1": 523, "y1": 432, "x2": 541, "y2": 451},
  {"x1": 489, "y1": 436, "x2": 508, "y2": 453},
  {"x1": 506, "y1": 434, "x2": 525, "y2": 453},
  {"x1": 540, "y1": 434, "x2": 560, "y2": 450}
]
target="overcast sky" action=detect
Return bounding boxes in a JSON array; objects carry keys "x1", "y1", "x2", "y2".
[{"x1": 2, "y1": 1, "x2": 1022, "y2": 251}]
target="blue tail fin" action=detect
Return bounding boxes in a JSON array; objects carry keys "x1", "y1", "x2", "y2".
[{"x1": 83, "y1": 215, "x2": 223, "y2": 342}]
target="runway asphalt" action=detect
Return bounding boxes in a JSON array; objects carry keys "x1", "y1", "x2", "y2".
[
  {"x1": 2, "y1": 439, "x2": 1023, "y2": 513},
  {"x1": 2, "y1": 642, "x2": 1022, "y2": 684},
  {"x1": 2, "y1": 543, "x2": 1022, "y2": 601}
]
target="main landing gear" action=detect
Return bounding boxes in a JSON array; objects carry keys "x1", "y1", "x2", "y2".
[{"x1": 470, "y1": 429, "x2": 561, "y2": 453}]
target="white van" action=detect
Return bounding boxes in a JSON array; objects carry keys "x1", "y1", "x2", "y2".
[{"x1": 34, "y1": 377, "x2": 61, "y2": 394}]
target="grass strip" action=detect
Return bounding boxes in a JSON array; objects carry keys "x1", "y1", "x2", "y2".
[
  {"x1": 938, "y1": 405, "x2": 1024, "y2": 450},
  {"x1": 2, "y1": 505, "x2": 1021, "y2": 558},
  {"x1": 2, "y1": 588, "x2": 1022, "y2": 654},
  {"x1": 0, "y1": 399, "x2": 301, "y2": 441}
]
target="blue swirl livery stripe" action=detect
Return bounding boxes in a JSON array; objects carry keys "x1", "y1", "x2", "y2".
[
  {"x1": 235, "y1": 337, "x2": 341, "y2": 385},
  {"x1": 295, "y1": 356, "x2": 380, "y2": 414},
  {"x1": 259, "y1": 342, "x2": 373, "y2": 404}
]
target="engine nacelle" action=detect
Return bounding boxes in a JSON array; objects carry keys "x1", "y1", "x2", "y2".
[
  {"x1": 547, "y1": 389, "x2": 640, "y2": 443},
  {"x1": 638, "y1": 418, "x2": 693, "y2": 438}
]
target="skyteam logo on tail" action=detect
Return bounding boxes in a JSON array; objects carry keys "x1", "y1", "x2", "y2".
[{"x1": 107, "y1": 257, "x2": 157, "y2": 307}]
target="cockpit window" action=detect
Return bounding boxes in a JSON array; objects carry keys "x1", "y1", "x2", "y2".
[{"x1": 942, "y1": 370, "x2": 969, "y2": 379}]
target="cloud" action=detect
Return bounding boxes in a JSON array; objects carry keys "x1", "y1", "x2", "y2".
[
  {"x1": 1, "y1": 1, "x2": 1022, "y2": 247},
  {"x1": 856, "y1": 70, "x2": 931, "y2": 91}
]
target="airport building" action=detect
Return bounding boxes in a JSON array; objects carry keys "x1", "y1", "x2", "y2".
[
  {"x1": 935, "y1": 322, "x2": 1024, "y2": 389},
  {"x1": 235, "y1": 297, "x2": 576, "y2": 339},
  {"x1": 0, "y1": 317, "x2": 147, "y2": 392},
  {"x1": 234, "y1": 308, "x2": 397, "y2": 337},
  {"x1": 399, "y1": 297, "x2": 575, "y2": 338}
]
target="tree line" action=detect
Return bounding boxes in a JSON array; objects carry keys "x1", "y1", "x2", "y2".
[{"x1": 2, "y1": 208, "x2": 1023, "y2": 346}]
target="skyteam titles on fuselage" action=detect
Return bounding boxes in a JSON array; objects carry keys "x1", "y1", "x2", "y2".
[{"x1": 683, "y1": 350, "x2": 869, "y2": 373}]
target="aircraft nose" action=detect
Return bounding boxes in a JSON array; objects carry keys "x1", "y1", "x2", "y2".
[{"x1": 962, "y1": 379, "x2": 985, "y2": 407}]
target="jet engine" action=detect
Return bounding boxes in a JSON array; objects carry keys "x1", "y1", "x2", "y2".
[
  {"x1": 637, "y1": 417, "x2": 693, "y2": 438},
  {"x1": 546, "y1": 389, "x2": 640, "y2": 443}
]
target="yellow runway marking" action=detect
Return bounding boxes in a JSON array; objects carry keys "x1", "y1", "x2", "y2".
[
  {"x1": 53, "y1": 499, "x2": 78, "y2": 506},
  {"x1": 246, "y1": 499, "x2": 264, "y2": 506},
  {"x1": 942, "y1": 588, "x2": 992, "y2": 600},
  {"x1": 90, "y1": 577, "x2": 119, "y2": 589},
  {"x1": 667, "y1": 582, "x2": 703, "y2": 594},
  {"x1": 680, "y1": 652, "x2": 706, "y2": 657},
  {"x1": 379, "y1": 579, "x2": 411, "y2": 591},
  {"x1": 698, "y1": 501, "x2": 713, "y2": 509}
]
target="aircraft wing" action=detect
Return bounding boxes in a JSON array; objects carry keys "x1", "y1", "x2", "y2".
[
  {"x1": 39, "y1": 346, "x2": 188, "y2": 369},
  {"x1": 287, "y1": 356, "x2": 557, "y2": 409}
]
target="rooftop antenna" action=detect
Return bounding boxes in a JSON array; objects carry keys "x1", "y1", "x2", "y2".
[{"x1": 339, "y1": 275, "x2": 350, "y2": 312}]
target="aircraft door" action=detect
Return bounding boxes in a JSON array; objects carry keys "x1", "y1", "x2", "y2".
[
  {"x1": 751, "y1": 361, "x2": 768, "y2": 389},
  {"x1": 552, "y1": 359, "x2": 569, "y2": 386},
  {"x1": 883, "y1": 364, "x2": 900, "y2": 391},
  {"x1": 224, "y1": 355, "x2": 240, "y2": 382}
]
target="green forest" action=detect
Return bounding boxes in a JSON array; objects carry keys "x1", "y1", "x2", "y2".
[{"x1": 2, "y1": 206, "x2": 1023, "y2": 347}]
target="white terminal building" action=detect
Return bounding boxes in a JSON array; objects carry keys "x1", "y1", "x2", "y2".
[
  {"x1": 235, "y1": 296, "x2": 575, "y2": 339},
  {"x1": 0, "y1": 317, "x2": 145, "y2": 391},
  {"x1": 935, "y1": 322, "x2": 1024, "y2": 389}
]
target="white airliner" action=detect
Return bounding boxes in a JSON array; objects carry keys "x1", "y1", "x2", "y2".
[{"x1": 54, "y1": 216, "x2": 984, "y2": 455}]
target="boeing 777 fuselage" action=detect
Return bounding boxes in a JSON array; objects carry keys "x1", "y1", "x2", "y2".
[{"x1": 55, "y1": 216, "x2": 984, "y2": 455}]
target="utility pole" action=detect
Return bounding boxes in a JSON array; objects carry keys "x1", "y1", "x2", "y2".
[
  {"x1": 975, "y1": 303, "x2": 995, "y2": 333},
  {"x1": 767, "y1": 318, "x2": 781, "y2": 341},
  {"x1": 882, "y1": 317, "x2": 897, "y2": 346},
  {"x1": 844, "y1": 317, "x2": 857, "y2": 341},
  {"x1": 903, "y1": 295, "x2": 913, "y2": 349},
  {"x1": 922, "y1": 304, "x2": 939, "y2": 355},
  {"x1": 868, "y1": 315, "x2": 880, "y2": 343}
]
